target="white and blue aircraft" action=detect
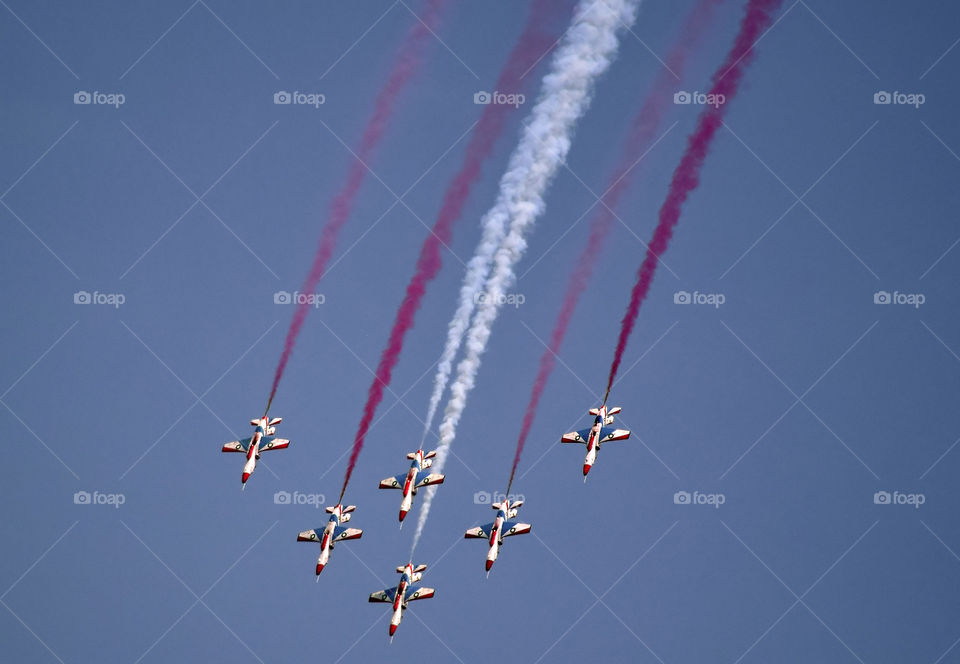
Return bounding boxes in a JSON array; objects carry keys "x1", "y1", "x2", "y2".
[
  {"x1": 464, "y1": 498, "x2": 531, "y2": 575},
  {"x1": 221, "y1": 415, "x2": 289, "y2": 489},
  {"x1": 378, "y1": 449, "x2": 444, "y2": 524},
  {"x1": 297, "y1": 503, "x2": 363, "y2": 576},
  {"x1": 561, "y1": 405, "x2": 630, "y2": 480},
  {"x1": 368, "y1": 562, "x2": 435, "y2": 639}
]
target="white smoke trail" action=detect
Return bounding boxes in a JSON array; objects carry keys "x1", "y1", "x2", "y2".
[
  {"x1": 413, "y1": 0, "x2": 641, "y2": 553},
  {"x1": 419, "y1": 217, "x2": 506, "y2": 447}
]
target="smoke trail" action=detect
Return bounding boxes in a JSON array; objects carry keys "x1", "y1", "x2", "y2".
[
  {"x1": 418, "y1": 3, "x2": 570, "y2": 444},
  {"x1": 264, "y1": 0, "x2": 446, "y2": 416},
  {"x1": 604, "y1": 0, "x2": 782, "y2": 403},
  {"x1": 337, "y1": 0, "x2": 563, "y2": 501},
  {"x1": 507, "y1": 0, "x2": 721, "y2": 496},
  {"x1": 412, "y1": 0, "x2": 642, "y2": 554}
]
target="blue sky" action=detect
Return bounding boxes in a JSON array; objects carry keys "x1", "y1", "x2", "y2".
[{"x1": 2, "y1": 1, "x2": 960, "y2": 662}]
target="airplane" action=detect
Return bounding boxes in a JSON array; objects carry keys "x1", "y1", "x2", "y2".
[
  {"x1": 378, "y1": 449, "x2": 444, "y2": 523},
  {"x1": 464, "y1": 497, "x2": 531, "y2": 575},
  {"x1": 561, "y1": 405, "x2": 630, "y2": 480},
  {"x1": 368, "y1": 562, "x2": 435, "y2": 640},
  {"x1": 221, "y1": 416, "x2": 289, "y2": 488},
  {"x1": 297, "y1": 503, "x2": 363, "y2": 577}
]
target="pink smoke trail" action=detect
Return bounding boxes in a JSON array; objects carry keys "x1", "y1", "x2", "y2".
[
  {"x1": 265, "y1": 0, "x2": 447, "y2": 416},
  {"x1": 506, "y1": 0, "x2": 721, "y2": 495},
  {"x1": 603, "y1": 0, "x2": 782, "y2": 404},
  {"x1": 339, "y1": 0, "x2": 564, "y2": 501}
]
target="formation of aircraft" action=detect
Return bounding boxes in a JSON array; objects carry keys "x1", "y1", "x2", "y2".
[
  {"x1": 561, "y1": 405, "x2": 630, "y2": 480},
  {"x1": 220, "y1": 403, "x2": 631, "y2": 639},
  {"x1": 378, "y1": 449, "x2": 445, "y2": 524},
  {"x1": 465, "y1": 498, "x2": 531, "y2": 575},
  {"x1": 221, "y1": 416, "x2": 289, "y2": 489},
  {"x1": 368, "y1": 563, "x2": 435, "y2": 639},
  {"x1": 297, "y1": 503, "x2": 363, "y2": 576}
]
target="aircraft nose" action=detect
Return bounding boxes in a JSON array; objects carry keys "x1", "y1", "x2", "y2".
[
  {"x1": 242, "y1": 472, "x2": 251, "y2": 484},
  {"x1": 399, "y1": 509, "x2": 407, "y2": 522},
  {"x1": 485, "y1": 559, "x2": 494, "y2": 572},
  {"x1": 315, "y1": 563, "x2": 325, "y2": 575},
  {"x1": 582, "y1": 464, "x2": 591, "y2": 477},
  {"x1": 389, "y1": 623, "x2": 398, "y2": 637}
]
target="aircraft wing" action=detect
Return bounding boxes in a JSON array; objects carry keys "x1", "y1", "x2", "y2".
[
  {"x1": 404, "y1": 585, "x2": 435, "y2": 602},
  {"x1": 379, "y1": 474, "x2": 406, "y2": 489},
  {"x1": 333, "y1": 526, "x2": 363, "y2": 542},
  {"x1": 369, "y1": 587, "x2": 399, "y2": 603},
  {"x1": 222, "y1": 437, "x2": 252, "y2": 453},
  {"x1": 502, "y1": 521, "x2": 532, "y2": 537},
  {"x1": 598, "y1": 427, "x2": 630, "y2": 444},
  {"x1": 259, "y1": 436, "x2": 290, "y2": 452},
  {"x1": 297, "y1": 529, "x2": 322, "y2": 542},
  {"x1": 414, "y1": 471, "x2": 444, "y2": 488},
  {"x1": 465, "y1": 523, "x2": 493, "y2": 539},
  {"x1": 561, "y1": 428, "x2": 590, "y2": 444}
]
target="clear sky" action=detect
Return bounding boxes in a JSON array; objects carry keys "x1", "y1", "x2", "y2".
[{"x1": 2, "y1": 1, "x2": 959, "y2": 662}]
